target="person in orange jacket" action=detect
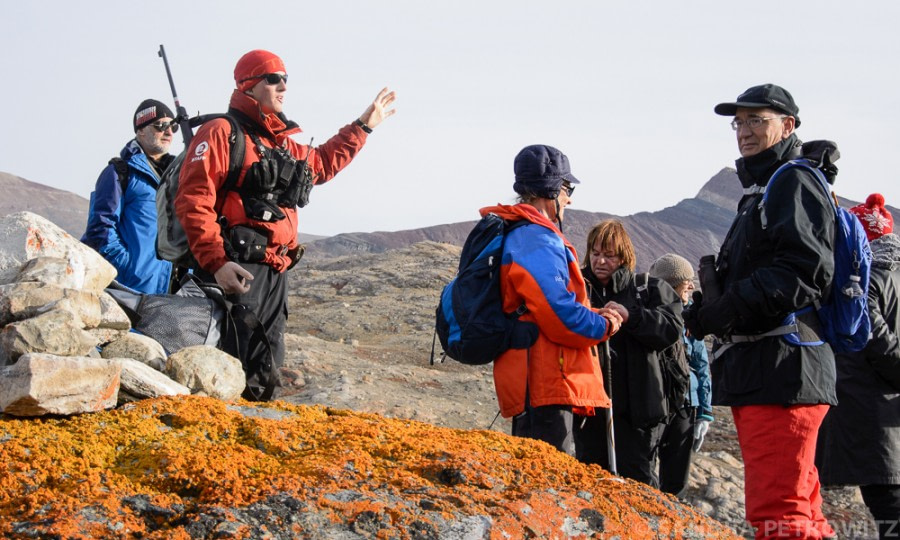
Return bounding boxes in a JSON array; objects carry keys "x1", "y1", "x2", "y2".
[
  {"x1": 176, "y1": 49, "x2": 397, "y2": 399},
  {"x1": 485, "y1": 144, "x2": 624, "y2": 456}
]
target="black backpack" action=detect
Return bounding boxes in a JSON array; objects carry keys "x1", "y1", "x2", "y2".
[
  {"x1": 659, "y1": 337, "x2": 691, "y2": 417},
  {"x1": 634, "y1": 273, "x2": 691, "y2": 420},
  {"x1": 105, "y1": 274, "x2": 278, "y2": 401},
  {"x1": 433, "y1": 213, "x2": 538, "y2": 365}
]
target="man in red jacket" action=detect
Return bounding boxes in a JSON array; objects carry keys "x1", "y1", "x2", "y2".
[{"x1": 176, "y1": 49, "x2": 397, "y2": 399}]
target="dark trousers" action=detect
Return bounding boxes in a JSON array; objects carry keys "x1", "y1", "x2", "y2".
[
  {"x1": 512, "y1": 405, "x2": 576, "y2": 457},
  {"x1": 658, "y1": 407, "x2": 695, "y2": 497},
  {"x1": 574, "y1": 410, "x2": 665, "y2": 488},
  {"x1": 197, "y1": 262, "x2": 286, "y2": 395},
  {"x1": 860, "y1": 484, "x2": 900, "y2": 539}
]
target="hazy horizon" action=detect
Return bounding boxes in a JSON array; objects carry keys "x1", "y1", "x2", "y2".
[{"x1": 2, "y1": 1, "x2": 897, "y2": 236}]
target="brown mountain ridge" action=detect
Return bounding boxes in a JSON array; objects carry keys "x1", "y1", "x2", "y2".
[{"x1": 1, "y1": 168, "x2": 895, "y2": 271}]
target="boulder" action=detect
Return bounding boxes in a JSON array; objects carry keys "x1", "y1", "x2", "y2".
[
  {"x1": 102, "y1": 333, "x2": 166, "y2": 372},
  {"x1": 0, "y1": 282, "x2": 101, "y2": 328},
  {"x1": 0, "y1": 353, "x2": 120, "y2": 416},
  {"x1": 86, "y1": 327, "x2": 130, "y2": 348},
  {"x1": 17, "y1": 257, "x2": 82, "y2": 289},
  {"x1": 116, "y1": 358, "x2": 190, "y2": 404},
  {"x1": 0, "y1": 309, "x2": 97, "y2": 365},
  {"x1": 98, "y1": 291, "x2": 131, "y2": 330},
  {"x1": 0, "y1": 212, "x2": 116, "y2": 291},
  {"x1": 166, "y1": 345, "x2": 245, "y2": 401}
]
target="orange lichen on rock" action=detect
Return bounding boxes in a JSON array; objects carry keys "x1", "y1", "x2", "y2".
[{"x1": 0, "y1": 396, "x2": 740, "y2": 539}]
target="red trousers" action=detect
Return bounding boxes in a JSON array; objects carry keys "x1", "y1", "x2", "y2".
[{"x1": 733, "y1": 404, "x2": 835, "y2": 540}]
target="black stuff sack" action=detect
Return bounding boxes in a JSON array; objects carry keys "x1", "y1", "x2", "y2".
[{"x1": 105, "y1": 275, "x2": 278, "y2": 401}]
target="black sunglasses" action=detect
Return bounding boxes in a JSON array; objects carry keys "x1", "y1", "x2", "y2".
[
  {"x1": 561, "y1": 184, "x2": 575, "y2": 197},
  {"x1": 245, "y1": 73, "x2": 289, "y2": 85},
  {"x1": 150, "y1": 121, "x2": 179, "y2": 133}
]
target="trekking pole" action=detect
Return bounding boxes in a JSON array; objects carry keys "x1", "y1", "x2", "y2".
[
  {"x1": 158, "y1": 44, "x2": 194, "y2": 146},
  {"x1": 603, "y1": 340, "x2": 618, "y2": 476}
]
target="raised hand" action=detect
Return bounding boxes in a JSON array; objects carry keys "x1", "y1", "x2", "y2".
[{"x1": 358, "y1": 87, "x2": 398, "y2": 130}]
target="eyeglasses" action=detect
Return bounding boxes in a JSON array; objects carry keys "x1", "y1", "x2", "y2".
[
  {"x1": 560, "y1": 184, "x2": 575, "y2": 197},
  {"x1": 149, "y1": 121, "x2": 178, "y2": 133},
  {"x1": 730, "y1": 116, "x2": 786, "y2": 131},
  {"x1": 243, "y1": 73, "x2": 289, "y2": 85}
]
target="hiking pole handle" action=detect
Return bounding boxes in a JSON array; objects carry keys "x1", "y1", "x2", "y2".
[{"x1": 158, "y1": 44, "x2": 194, "y2": 146}]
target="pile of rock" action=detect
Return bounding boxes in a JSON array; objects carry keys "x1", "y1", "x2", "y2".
[{"x1": 0, "y1": 212, "x2": 245, "y2": 416}]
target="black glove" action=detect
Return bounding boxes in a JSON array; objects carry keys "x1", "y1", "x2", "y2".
[
  {"x1": 683, "y1": 291, "x2": 706, "y2": 338},
  {"x1": 696, "y1": 292, "x2": 741, "y2": 338}
]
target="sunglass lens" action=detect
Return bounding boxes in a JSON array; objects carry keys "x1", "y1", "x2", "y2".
[{"x1": 264, "y1": 73, "x2": 287, "y2": 84}]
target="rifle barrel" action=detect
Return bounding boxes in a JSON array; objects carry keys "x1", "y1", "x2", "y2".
[{"x1": 158, "y1": 44, "x2": 193, "y2": 146}]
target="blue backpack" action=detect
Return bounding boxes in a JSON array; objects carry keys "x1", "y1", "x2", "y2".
[
  {"x1": 762, "y1": 159, "x2": 872, "y2": 353},
  {"x1": 432, "y1": 213, "x2": 538, "y2": 365}
]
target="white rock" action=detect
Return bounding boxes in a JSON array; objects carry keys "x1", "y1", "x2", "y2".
[
  {"x1": 0, "y1": 308, "x2": 97, "y2": 364},
  {"x1": 0, "y1": 212, "x2": 116, "y2": 292},
  {"x1": 116, "y1": 358, "x2": 190, "y2": 403},
  {"x1": 101, "y1": 333, "x2": 167, "y2": 371},
  {"x1": 166, "y1": 345, "x2": 245, "y2": 401},
  {"x1": 0, "y1": 353, "x2": 120, "y2": 416}
]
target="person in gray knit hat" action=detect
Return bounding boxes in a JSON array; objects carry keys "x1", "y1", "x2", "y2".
[{"x1": 649, "y1": 253, "x2": 713, "y2": 497}]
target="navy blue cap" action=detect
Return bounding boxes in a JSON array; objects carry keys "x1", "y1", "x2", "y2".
[{"x1": 513, "y1": 144, "x2": 580, "y2": 199}]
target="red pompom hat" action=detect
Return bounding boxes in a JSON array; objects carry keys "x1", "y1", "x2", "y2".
[
  {"x1": 234, "y1": 50, "x2": 286, "y2": 92},
  {"x1": 849, "y1": 193, "x2": 894, "y2": 241}
]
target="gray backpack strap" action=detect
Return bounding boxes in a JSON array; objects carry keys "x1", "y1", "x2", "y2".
[{"x1": 635, "y1": 272, "x2": 649, "y2": 303}]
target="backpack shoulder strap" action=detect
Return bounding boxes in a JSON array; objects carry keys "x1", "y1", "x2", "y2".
[
  {"x1": 760, "y1": 159, "x2": 835, "y2": 229},
  {"x1": 634, "y1": 272, "x2": 649, "y2": 303},
  {"x1": 109, "y1": 157, "x2": 129, "y2": 194},
  {"x1": 191, "y1": 113, "x2": 246, "y2": 209}
]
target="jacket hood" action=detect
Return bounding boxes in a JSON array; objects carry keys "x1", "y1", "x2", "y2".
[
  {"x1": 228, "y1": 90, "x2": 302, "y2": 141},
  {"x1": 120, "y1": 139, "x2": 162, "y2": 182},
  {"x1": 871, "y1": 233, "x2": 900, "y2": 270},
  {"x1": 735, "y1": 133, "x2": 803, "y2": 188},
  {"x1": 479, "y1": 203, "x2": 561, "y2": 233}
]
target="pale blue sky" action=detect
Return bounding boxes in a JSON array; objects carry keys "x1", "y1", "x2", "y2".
[{"x1": 1, "y1": 1, "x2": 897, "y2": 236}]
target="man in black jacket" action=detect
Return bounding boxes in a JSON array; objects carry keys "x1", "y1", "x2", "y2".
[{"x1": 685, "y1": 84, "x2": 837, "y2": 539}]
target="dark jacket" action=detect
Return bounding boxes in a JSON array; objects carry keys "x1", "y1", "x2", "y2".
[
  {"x1": 82, "y1": 140, "x2": 173, "y2": 294},
  {"x1": 584, "y1": 266, "x2": 684, "y2": 427},
  {"x1": 710, "y1": 135, "x2": 837, "y2": 406},
  {"x1": 817, "y1": 232, "x2": 900, "y2": 485}
]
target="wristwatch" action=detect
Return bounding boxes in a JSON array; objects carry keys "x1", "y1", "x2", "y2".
[{"x1": 354, "y1": 118, "x2": 373, "y2": 134}]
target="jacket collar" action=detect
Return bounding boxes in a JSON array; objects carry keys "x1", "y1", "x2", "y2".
[
  {"x1": 735, "y1": 133, "x2": 803, "y2": 189},
  {"x1": 583, "y1": 265, "x2": 633, "y2": 296},
  {"x1": 228, "y1": 90, "x2": 302, "y2": 142}
]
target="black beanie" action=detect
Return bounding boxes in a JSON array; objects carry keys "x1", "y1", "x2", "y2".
[{"x1": 133, "y1": 99, "x2": 175, "y2": 132}]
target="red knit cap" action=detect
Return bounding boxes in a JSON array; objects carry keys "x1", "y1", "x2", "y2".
[
  {"x1": 849, "y1": 193, "x2": 894, "y2": 241},
  {"x1": 234, "y1": 50, "x2": 286, "y2": 92}
]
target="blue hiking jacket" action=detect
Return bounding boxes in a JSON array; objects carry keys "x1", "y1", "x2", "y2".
[{"x1": 82, "y1": 139, "x2": 172, "y2": 294}]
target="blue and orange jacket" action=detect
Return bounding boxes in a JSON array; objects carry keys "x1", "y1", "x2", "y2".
[
  {"x1": 484, "y1": 203, "x2": 613, "y2": 418},
  {"x1": 82, "y1": 139, "x2": 173, "y2": 294}
]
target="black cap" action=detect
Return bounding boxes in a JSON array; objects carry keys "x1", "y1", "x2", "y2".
[
  {"x1": 513, "y1": 144, "x2": 580, "y2": 199},
  {"x1": 133, "y1": 99, "x2": 175, "y2": 132},
  {"x1": 714, "y1": 84, "x2": 801, "y2": 127}
]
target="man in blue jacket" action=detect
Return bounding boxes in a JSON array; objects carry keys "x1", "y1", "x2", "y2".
[{"x1": 82, "y1": 99, "x2": 175, "y2": 294}]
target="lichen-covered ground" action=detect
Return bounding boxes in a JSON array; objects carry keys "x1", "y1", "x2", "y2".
[{"x1": 0, "y1": 396, "x2": 738, "y2": 539}]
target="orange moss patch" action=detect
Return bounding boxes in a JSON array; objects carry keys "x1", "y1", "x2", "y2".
[{"x1": 0, "y1": 396, "x2": 739, "y2": 538}]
